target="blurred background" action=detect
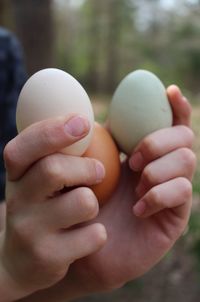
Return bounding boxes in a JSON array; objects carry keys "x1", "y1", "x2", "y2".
[{"x1": 1, "y1": 0, "x2": 200, "y2": 301}]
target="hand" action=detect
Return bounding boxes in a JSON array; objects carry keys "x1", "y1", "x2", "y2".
[
  {"x1": 17, "y1": 86, "x2": 196, "y2": 302},
  {"x1": 0, "y1": 115, "x2": 107, "y2": 301},
  {"x1": 67, "y1": 86, "x2": 196, "y2": 294},
  {"x1": 73, "y1": 85, "x2": 196, "y2": 288}
]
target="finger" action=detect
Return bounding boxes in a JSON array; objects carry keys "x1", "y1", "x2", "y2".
[
  {"x1": 39, "y1": 188, "x2": 99, "y2": 230},
  {"x1": 133, "y1": 177, "x2": 192, "y2": 220},
  {"x1": 136, "y1": 148, "x2": 196, "y2": 198},
  {"x1": 3, "y1": 115, "x2": 90, "y2": 181},
  {"x1": 59, "y1": 223, "x2": 107, "y2": 263},
  {"x1": 166, "y1": 85, "x2": 192, "y2": 127},
  {"x1": 18, "y1": 154, "x2": 105, "y2": 200},
  {"x1": 129, "y1": 125, "x2": 194, "y2": 172}
]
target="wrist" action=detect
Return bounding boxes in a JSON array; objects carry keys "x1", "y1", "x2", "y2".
[
  {"x1": 0, "y1": 201, "x2": 6, "y2": 231},
  {"x1": 0, "y1": 232, "x2": 31, "y2": 302},
  {"x1": 16, "y1": 269, "x2": 89, "y2": 302}
]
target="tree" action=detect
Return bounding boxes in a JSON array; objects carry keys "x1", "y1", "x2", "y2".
[
  {"x1": 77, "y1": 0, "x2": 135, "y2": 93},
  {"x1": 0, "y1": 0, "x2": 6, "y2": 25},
  {"x1": 11, "y1": 0, "x2": 55, "y2": 75},
  {"x1": 104, "y1": 0, "x2": 135, "y2": 93}
]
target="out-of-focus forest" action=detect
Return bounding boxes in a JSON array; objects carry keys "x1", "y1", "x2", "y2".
[
  {"x1": 1, "y1": 0, "x2": 200, "y2": 95},
  {"x1": 1, "y1": 0, "x2": 200, "y2": 301}
]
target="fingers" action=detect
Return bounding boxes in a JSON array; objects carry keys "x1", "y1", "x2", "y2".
[
  {"x1": 133, "y1": 177, "x2": 192, "y2": 220},
  {"x1": 3, "y1": 115, "x2": 90, "y2": 181},
  {"x1": 129, "y1": 125, "x2": 194, "y2": 172},
  {"x1": 135, "y1": 148, "x2": 196, "y2": 198},
  {"x1": 166, "y1": 85, "x2": 192, "y2": 127},
  {"x1": 58, "y1": 223, "x2": 107, "y2": 263},
  {"x1": 17, "y1": 154, "x2": 105, "y2": 200},
  {"x1": 37, "y1": 187, "x2": 99, "y2": 230},
  {"x1": 129, "y1": 85, "x2": 195, "y2": 224},
  {"x1": 8, "y1": 218, "x2": 107, "y2": 288},
  {"x1": 129, "y1": 85, "x2": 193, "y2": 172}
]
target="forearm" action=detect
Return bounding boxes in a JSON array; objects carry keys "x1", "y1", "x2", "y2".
[
  {"x1": 0, "y1": 203, "x2": 27, "y2": 302},
  {"x1": 0, "y1": 263, "x2": 26, "y2": 302},
  {"x1": 0, "y1": 233, "x2": 31, "y2": 302},
  {"x1": 16, "y1": 272, "x2": 88, "y2": 302},
  {"x1": 0, "y1": 202, "x2": 6, "y2": 231}
]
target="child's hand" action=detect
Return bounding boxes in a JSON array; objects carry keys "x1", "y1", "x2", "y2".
[{"x1": 0, "y1": 115, "x2": 107, "y2": 301}]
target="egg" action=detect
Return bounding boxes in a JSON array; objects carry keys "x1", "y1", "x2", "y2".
[
  {"x1": 84, "y1": 122, "x2": 121, "y2": 206},
  {"x1": 16, "y1": 68, "x2": 94, "y2": 156},
  {"x1": 109, "y1": 69, "x2": 173, "y2": 155}
]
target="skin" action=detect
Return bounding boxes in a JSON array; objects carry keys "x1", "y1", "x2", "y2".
[
  {"x1": 0, "y1": 85, "x2": 196, "y2": 301},
  {"x1": 0, "y1": 116, "x2": 107, "y2": 301},
  {"x1": 0, "y1": 203, "x2": 6, "y2": 230}
]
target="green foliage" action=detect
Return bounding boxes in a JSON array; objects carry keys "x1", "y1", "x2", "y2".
[
  {"x1": 54, "y1": 0, "x2": 200, "y2": 95},
  {"x1": 193, "y1": 174, "x2": 200, "y2": 195},
  {"x1": 189, "y1": 211, "x2": 200, "y2": 272},
  {"x1": 189, "y1": 212, "x2": 200, "y2": 234}
]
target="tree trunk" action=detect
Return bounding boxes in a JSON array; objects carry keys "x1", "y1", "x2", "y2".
[
  {"x1": 11, "y1": 0, "x2": 55, "y2": 75},
  {"x1": 0, "y1": 0, "x2": 5, "y2": 25},
  {"x1": 104, "y1": 0, "x2": 120, "y2": 93},
  {"x1": 84, "y1": 0, "x2": 102, "y2": 92}
]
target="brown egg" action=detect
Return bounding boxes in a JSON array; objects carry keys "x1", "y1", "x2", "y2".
[{"x1": 84, "y1": 122, "x2": 121, "y2": 206}]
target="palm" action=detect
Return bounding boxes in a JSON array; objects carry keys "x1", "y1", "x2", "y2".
[{"x1": 68, "y1": 160, "x2": 185, "y2": 292}]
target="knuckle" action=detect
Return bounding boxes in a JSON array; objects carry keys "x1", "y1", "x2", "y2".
[
  {"x1": 39, "y1": 155, "x2": 63, "y2": 185},
  {"x1": 10, "y1": 216, "x2": 34, "y2": 245},
  {"x1": 142, "y1": 136, "x2": 159, "y2": 158},
  {"x1": 3, "y1": 140, "x2": 17, "y2": 169},
  {"x1": 40, "y1": 123, "x2": 61, "y2": 148},
  {"x1": 188, "y1": 152, "x2": 197, "y2": 171},
  {"x1": 148, "y1": 187, "x2": 161, "y2": 207},
  {"x1": 76, "y1": 187, "x2": 99, "y2": 219},
  {"x1": 179, "y1": 125, "x2": 195, "y2": 143},
  {"x1": 179, "y1": 148, "x2": 197, "y2": 169},
  {"x1": 186, "y1": 126, "x2": 194, "y2": 141},
  {"x1": 33, "y1": 244, "x2": 53, "y2": 266},
  {"x1": 188, "y1": 150, "x2": 196, "y2": 169},
  {"x1": 84, "y1": 158, "x2": 99, "y2": 184},
  {"x1": 142, "y1": 165, "x2": 156, "y2": 186},
  {"x1": 178, "y1": 177, "x2": 192, "y2": 199}
]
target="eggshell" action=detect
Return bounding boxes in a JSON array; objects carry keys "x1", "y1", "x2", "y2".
[
  {"x1": 16, "y1": 68, "x2": 94, "y2": 156},
  {"x1": 84, "y1": 122, "x2": 121, "y2": 206},
  {"x1": 109, "y1": 69, "x2": 173, "y2": 155}
]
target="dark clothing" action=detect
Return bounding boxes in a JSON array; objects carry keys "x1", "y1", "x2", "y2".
[{"x1": 0, "y1": 27, "x2": 27, "y2": 200}]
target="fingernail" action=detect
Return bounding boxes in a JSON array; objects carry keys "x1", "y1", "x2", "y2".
[
  {"x1": 129, "y1": 152, "x2": 144, "y2": 171},
  {"x1": 65, "y1": 116, "x2": 90, "y2": 137},
  {"x1": 133, "y1": 200, "x2": 146, "y2": 217},
  {"x1": 95, "y1": 161, "x2": 105, "y2": 183}
]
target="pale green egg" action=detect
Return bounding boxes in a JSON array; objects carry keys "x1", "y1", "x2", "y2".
[{"x1": 109, "y1": 70, "x2": 173, "y2": 155}]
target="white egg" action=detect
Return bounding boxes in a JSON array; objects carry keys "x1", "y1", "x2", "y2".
[
  {"x1": 16, "y1": 68, "x2": 94, "y2": 156},
  {"x1": 109, "y1": 70, "x2": 173, "y2": 155}
]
